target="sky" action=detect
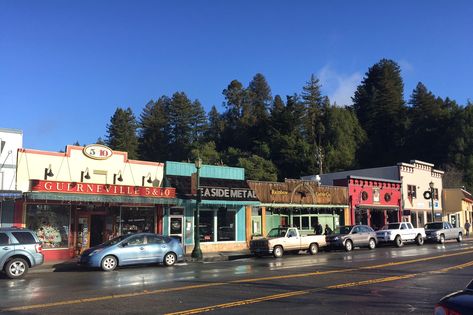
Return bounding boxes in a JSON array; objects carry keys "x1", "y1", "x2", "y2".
[{"x1": 1, "y1": 1, "x2": 472, "y2": 152}]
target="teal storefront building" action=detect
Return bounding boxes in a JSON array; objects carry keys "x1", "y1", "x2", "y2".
[{"x1": 164, "y1": 162, "x2": 259, "y2": 253}]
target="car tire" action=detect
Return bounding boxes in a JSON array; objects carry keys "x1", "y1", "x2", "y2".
[
  {"x1": 163, "y1": 252, "x2": 177, "y2": 266},
  {"x1": 101, "y1": 255, "x2": 118, "y2": 271},
  {"x1": 395, "y1": 235, "x2": 403, "y2": 247},
  {"x1": 273, "y1": 246, "x2": 284, "y2": 258},
  {"x1": 368, "y1": 238, "x2": 376, "y2": 250},
  {"x1": 344, "y1": 240, "x2": 353, "y2": 252},
  {"x1": 457, "y1": 233, "x2": 463, "y2": 243},
  {"x1": 309, "y1": 243, "x2": 319, "y2": 255},
  {"x1": 415, "y1": 234, "x2": 424, "y2": 246},
  {"x1": 439, "y1": 234, "x2": 445, "y2": 244},
  {"x1": 5, "y1": 258, "x2": 29, "y2": 279}
]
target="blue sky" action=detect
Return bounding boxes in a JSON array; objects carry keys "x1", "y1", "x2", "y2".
[{"x1": 1, "y1": 1, "x2": 472, "y2": 152}]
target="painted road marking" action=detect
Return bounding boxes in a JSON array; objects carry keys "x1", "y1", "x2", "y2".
[
  {"x1": 165, "y1": 260, "x2": 473, "y2": 315},
  {"x1": 3, "y1": 249, "x2": 473, "y2": 312}
]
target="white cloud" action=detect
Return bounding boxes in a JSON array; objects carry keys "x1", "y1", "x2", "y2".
[{"x1": 317, "y1": 65, "x2": 362, "y2": 106}]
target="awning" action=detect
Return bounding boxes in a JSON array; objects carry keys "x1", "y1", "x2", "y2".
[
  {"x1": 24, "y1": 192, "x2": 178, "y2": 205},
  {"x1": 259, "y1": 203, "x2": 347, "y2": 208},
  {"x1": 356, "y1": 204, "x2": 400, "y2": 210}
]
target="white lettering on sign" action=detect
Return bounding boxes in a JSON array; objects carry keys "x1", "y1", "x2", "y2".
[
  {"x1": 83, "y1": 144, "x2": 113, "y2": 160},
  {"x1": 199, "y1": 187, "x2": 257, "y2": 199}
]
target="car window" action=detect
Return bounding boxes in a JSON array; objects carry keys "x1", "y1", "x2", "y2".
[
  {"x1": 0, "y1": 233, "x2": 9, "y2": 245},
  {"x1": 361, "y1": 226, "x2": 372, "y2": 233},
  {"x1": 352, "y1": 227, "x2": 360, "y2": 234},
  {"x1": 11, "y1": 232, "x2": 37, "y2": 244},
  {"x1": 147, "y1": 235, "x2": 164, "y2": 244},
  {"x1": 446, "y1": 222, "x2": 453, "y2": 229},
  {"x1": 287, "y1": 229, "x2": 297, "y2": 237},
  {"x1": 400, "y1": 224, "x2": 406, "y2": 230},
  {"x1": 127, "y1": 235, "x2": 145, "y2": 246}
]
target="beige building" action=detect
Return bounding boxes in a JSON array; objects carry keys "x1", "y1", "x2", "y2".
[
  {"x1": 442, "y1": 188, "x2": 473, "y2": 233},
  {"x1": 399, "y1": 160, "x2": 444, "y2": 227}
]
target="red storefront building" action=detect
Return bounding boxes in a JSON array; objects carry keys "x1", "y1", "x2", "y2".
[{"x1": 334, "y1": 176, "x2": 402, "y2": 228}]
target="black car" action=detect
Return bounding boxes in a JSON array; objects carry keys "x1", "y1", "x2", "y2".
[{"x1": 435, "y1": 280, "x2": 473, "y2": 315}]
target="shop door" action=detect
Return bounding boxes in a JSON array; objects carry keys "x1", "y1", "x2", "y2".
[
  {"x1": 90, "y1": 215, "x2": 105, "y2": 247},
  {"x1": 169, "y1": 216, "x2": 183, "y2": 243},
  {"x1": 76, "y1": 215, "x2": 90, "y2": 254}
]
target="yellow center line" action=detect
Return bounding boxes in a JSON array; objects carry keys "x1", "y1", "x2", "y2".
[
  {"x1": 166, "y1": 258, "x2": 473, "y2": 315},
  {"x1": 3, "y1": 248, "x2": 473, "y2": 312}
]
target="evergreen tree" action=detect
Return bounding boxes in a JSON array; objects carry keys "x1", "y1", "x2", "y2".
[
  {"x1": 106, "y1": 107, "x2": 139, "y2": 159},
  {"x1": 139, "y1": 97, "x2": 170, "y2": 162},
  {"x1": 205, "y1": 106, "x2": 224, "y2": 146},
  {"x1": 238, "y1": 155, "x2": 278, "y2": 181},
  {"x1": 352, "y1": 59, "x2": 407, "y2": 166}
]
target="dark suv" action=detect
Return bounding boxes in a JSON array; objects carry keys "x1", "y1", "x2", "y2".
[{"x1": 0, "y1": 227, "x2": 44, "y2": 278}]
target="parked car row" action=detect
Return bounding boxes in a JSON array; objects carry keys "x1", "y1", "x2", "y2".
[{"x1": 250, "y1": 221, "x2": 465, "y2": 258}]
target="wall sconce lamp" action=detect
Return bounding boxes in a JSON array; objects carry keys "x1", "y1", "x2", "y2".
[
  {"x1": 113, "y1": 171, "x2": 123, "y2": 184},
  {"x1": 44, "y1": 164, "x2": 54, "y2": 180},
  {"x1": 142, "y1": 173, "x2": 152, "y2": 186},
  {"x1": 81, "y1": 167, "x2": 91, "y2": 182}
]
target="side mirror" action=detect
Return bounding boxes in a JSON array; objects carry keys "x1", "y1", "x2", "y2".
[{"x1": 121, "y1": 242, "x2": 128, "y2": 247}]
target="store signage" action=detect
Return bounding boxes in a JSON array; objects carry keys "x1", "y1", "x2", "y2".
[
  {"x1": 83, "y1": 144, "x2": 113, "y2": 160},
  {"x1": 31, "y1": 180, "x2": 175, "y2": 198},
  {"x1": 270, "y1": 189, "x2": 288, "y2": 195},
  {"x1": 199, "y1": 186, "x2": 257, "y2": 199}
]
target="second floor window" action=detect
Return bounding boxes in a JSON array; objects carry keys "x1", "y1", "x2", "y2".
[{"x1": 407, "y1": 185, "x2": 417, "y2": 198}]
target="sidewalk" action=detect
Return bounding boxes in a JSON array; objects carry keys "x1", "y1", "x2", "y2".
[{"x1": 30, "y1": 250, "x2": 253, "y2": 273}]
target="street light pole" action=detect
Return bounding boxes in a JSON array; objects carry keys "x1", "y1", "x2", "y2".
[
  {"x1": 429, "y1": 181, "x2": 435, "y2": 222},
  {"x1": 191, "y1": 157, "x2": 203, "y2": 260}
]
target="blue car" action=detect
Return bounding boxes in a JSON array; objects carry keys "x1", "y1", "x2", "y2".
[{"x1": 79, "y1": 233, "x2": 185, "y2": 271}]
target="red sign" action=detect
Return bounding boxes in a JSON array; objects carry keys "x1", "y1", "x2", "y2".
[{"x1": 31, "y1": 180, "x2": 176, "y2": 198}]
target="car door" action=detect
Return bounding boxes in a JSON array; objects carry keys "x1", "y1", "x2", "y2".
[
  {"x1": 445, "y1": 222, "x2": 454, "y2": 239},
  {"x1": 119, "y1": 235, "x2": 147, "y2": 265},
  {"x1": 285, "y1": 228, "x2": 299, "y2": 250},
  {"x1": 359, "y1": 226, "x2": 372, "y2": 245},
  {"x1": 0, "y1": 232, "x2": 13, "y2": 266},
  {"x1": 146, "y1": 235, "x2": 167, "y2": 262},
  {"x1": 351, "y1": 226, "x2": 364, "y2": 246}
]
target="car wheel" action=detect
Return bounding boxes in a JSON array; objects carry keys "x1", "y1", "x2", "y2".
[
  {"x1": 273, "y1": 246, "x2": 284, "y2": 258},
  {"x1": 101, "y1": 255, "x2": 117, "y2": 271},
  {"x1": 5, "y1": 258, "x2": 29, "y2": 279},
  {"x1": 457, "y1": 233, "x2": 463, "y2": 242},
  {"x1": 164, "y1": 252, "x2": 177, "y2": 266},
  {"x1": 309, "y1": 243, "x2": 319, "y2": 255},
  {"x1": 415, "y1": 234, "x2": 424, "y2": 246},
  {"x1": 344, "y1": 240, "x2": 353, "y2": 252},
  {"x1": 368, "y1": 238, "x2": 376, "y2": 250},
  {"x1": 395, "y1": 235, "x2": 403, "y2": 247},
  {"x1": 439, "y1": 234, "x2": 445, "y2": 244}
]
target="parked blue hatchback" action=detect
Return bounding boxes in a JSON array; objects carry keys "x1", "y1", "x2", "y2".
[{"x1": 79, "y1": 233, "x2": 185, "y2": 271}]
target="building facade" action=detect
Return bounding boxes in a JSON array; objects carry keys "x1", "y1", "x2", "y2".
[
  {"x1": 303, "y1": 160, "x2": 443, "y2": 228},
  {"x1": 0, "y1": 128, "x2": 23, "y2": 227},
  {"x1": 442, "y1": 188, "x2": 473, "y2": 232},
  {"x1": 15, "y1": 145, "x2": 176, "y2": 261},
  {"x1": 165, "y1": 161, "x2": 259, "y2": 253},
  {"x1": 247, "y1": 179, "x2": 348, "y2": 237}
]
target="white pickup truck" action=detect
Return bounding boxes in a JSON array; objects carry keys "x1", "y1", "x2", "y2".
[
  {"x1": 250, "y1": 227, "x2": 326, "y2": 258},
  {"x1": 376, "y1": 222, "x2": 426, "y2": 247}
]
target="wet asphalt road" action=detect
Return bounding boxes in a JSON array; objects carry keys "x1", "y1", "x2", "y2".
[{"x1": 1, "y1": 240, "x2": 473, "y2": 315}]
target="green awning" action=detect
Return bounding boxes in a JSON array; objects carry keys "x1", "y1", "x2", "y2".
[{"x1": 25, "y1": 192, "x2": 178, "y2": 205}]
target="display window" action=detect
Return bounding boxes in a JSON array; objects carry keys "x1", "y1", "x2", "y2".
[
  {"x1": 199, "y1": 208, "x2": 236, "y2": 242},
  {"x1": 119, "y1": 207, "x2": 155, "y2": 235},
  {"x1": 26, "y1": 204, "x2": 71, "y2": 249}
]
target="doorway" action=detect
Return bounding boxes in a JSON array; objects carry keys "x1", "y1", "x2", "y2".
[
  {"x1": 370, "y1": 210, "x2": 385, "y2": 230},
  {"x1": 90, "y1": 215, "x2": 105, "y2": 247}
]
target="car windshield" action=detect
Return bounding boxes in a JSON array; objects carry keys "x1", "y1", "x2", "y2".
[
  {"x1": 381, "y1": 223, "x2": 400, "y2": 230},
  {"x1": 102, "y1": 235, "x2": 129, "y2": 246},
  {"x1": 267, "y1": 228, "x2": 287, "y2": 238},
  {"x1": 424, "y1": 222, "x2": 443, "y2": 229},
  {"x1": 467, "y1": 280, "x2": 473, "y2": 291},
  {"x1": 333, "y1": 226, "x2": 353, "y2": 235}
]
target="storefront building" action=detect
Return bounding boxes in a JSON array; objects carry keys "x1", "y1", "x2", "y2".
[
  {"x1": 333, "y1": 176, "x2": 402, "y2": 229},
  {"x1": 0, "y1": 128, "x2": 23, "y2": 227},
  {"x1": 303, "y1": 160, "x2": 444, "y2": 228},
  {"x1": 15, "y1": 145, "x2": 176, "y2": 261},
  {"x1": 165, "y1": 161, "x2": 259, "y2": 253},
  {"x1": 247, "y1": 179, "x2": 348, "y2": 238},
  {"x1": 442, "y1": 188, "x2": 473, "y2": 231}
]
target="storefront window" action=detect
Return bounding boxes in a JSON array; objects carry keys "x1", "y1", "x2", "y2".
[
  {"x1": 301, "y1": 217, "x2": 310, "y2": 230},
  {"x1": 120, "y1": 207, "x2": 155, "y2": 235},
  {"x1": 26, "y1": 204, "x2": 70, "y2": 249},
  {"x1": 200, "y1": 211, "x2": 214, "y2": 242},
  {"x1": 217, "y1": 208, "x2": 235, "y2": 241}
]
